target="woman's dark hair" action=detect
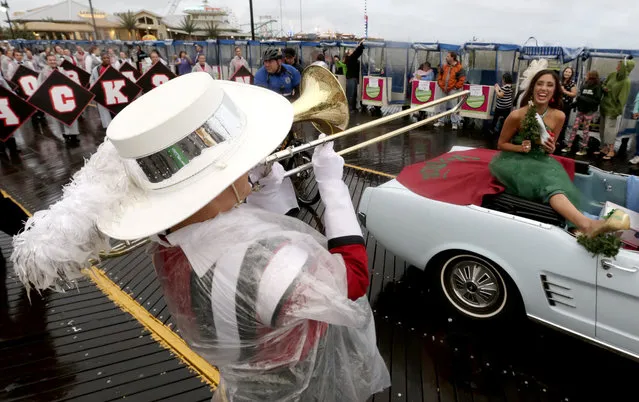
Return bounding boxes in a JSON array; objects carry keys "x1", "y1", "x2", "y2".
[
  {"x1": 418, "y1": 61, "x2": 431, "y2": 70},
  {"x1": 502, "y1": 72, "x2": 513, "y2": 84},
  {"x1": 561, "y1": 66, "x2": 574, "y2": 82},
  {"x1": 519, "y1": 69, "x2": 563, "y2": 109},
  {"x1": 179, "y1": 50, "x2": 186, "y2": 58},
  {"x1": 448, "y1": 51, "x2": 458, "y2": 61},
  {"x1": 586, "y1": 70, "x2": 600, "y2": 84}
]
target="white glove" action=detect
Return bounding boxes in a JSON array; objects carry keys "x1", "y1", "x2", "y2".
[
  {"x1": 312, "y1": 134, "x2": 344, "y2": 183},
  {"x1": 246, "y1": 162, "x2": 299, "y2": 215},
  {"x1": 312, "y1": 134, "x2": 362, "y2": 242}
]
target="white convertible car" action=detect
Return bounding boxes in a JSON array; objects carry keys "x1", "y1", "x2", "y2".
[{"x1": 357, "y1": 146, "x2": 639, "y2": 360}]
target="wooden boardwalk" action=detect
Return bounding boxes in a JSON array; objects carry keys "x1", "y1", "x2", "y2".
[{"x1": 2, "y1": 109, "x2": 639, "y2": 401}]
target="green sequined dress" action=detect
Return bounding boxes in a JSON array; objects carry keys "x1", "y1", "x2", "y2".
[{"x1": 489, "y1": 133, "x2": 581, "y2": 207}]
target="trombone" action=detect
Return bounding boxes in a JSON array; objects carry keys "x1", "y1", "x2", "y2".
[
  {"x1": 97, "y1": 66, "x2": 469, "y2": 260},
  {"x1": 261, "y1": 64, "x2": 470, "y2": 177}
]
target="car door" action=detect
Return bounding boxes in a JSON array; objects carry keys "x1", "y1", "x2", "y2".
[{"x1": 596, "y1": 249, "x2": 639, "y2": 357}]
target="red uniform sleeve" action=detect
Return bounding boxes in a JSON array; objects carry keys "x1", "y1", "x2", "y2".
[{"x1": 329, "y1": 243, "x2": 369, "y2": 301}]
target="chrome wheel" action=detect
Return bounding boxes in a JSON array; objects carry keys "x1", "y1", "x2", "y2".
[
  {"x1": 440, "y1": 254, "x2": 509, "y2": 319},
  {"x1": 449, "y1": 262, "x2": 500, "y2": 309}
]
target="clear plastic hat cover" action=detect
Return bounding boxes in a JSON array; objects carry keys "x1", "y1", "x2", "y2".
[{"x1": 151, "y1": 203, "x2": 390, "y2": 400}]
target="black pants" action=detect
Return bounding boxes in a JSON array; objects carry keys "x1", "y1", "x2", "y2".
[
  {"x1": 491, "y1": 108, "x2": 511, "y2": 134},
  {"x1": 0, "y1": 193, "x2": 28, "y2": 263},
  {"x1": 0, "y1": 137, "x2": 18, "y2": 156}
]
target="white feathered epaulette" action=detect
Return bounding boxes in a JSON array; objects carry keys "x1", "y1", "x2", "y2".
[{"x1": 11, "y1": 139, "x2": 130, "y2": 293}]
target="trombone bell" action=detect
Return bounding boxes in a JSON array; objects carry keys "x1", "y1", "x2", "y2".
[{"x1": 292, "y1": 65, "x2": 349, "y2": 135}]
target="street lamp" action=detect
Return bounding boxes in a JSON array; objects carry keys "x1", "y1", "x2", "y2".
[
  {"x1": 0, "y1": 1, "x2": 15, "y2": 39},
  {"x1": 248, "y1": 0, "x2": 255, "y2": 41},
  {"x1": 87, "y1": 0, "x2": 99, "y2": 41}
]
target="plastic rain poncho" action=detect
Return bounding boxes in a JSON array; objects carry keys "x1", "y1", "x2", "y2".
[{"x1": 151, "y1": 203, "x2": 390, "y2": 401}]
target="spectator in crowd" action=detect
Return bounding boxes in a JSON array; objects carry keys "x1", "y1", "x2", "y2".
[
  {"x1": 331, "y1": 55, "x2": 346, "y2": 75},
  {"x1": 311, "y1": 53, "x2": 329, "y2": 69},
  {"x1": 412, "y1": 62, "x2": 435, "y2": 82},
  {"x1": 599, "y1": 58, "x2": 635, "y2": 159},
  {"x1": 174, "y1": 51, "x2": 193, "y2": 76},
  {"x1": 283, "y1": 48, "x2": 303, "y2": 74},
  {"x1": 557, "y1": 67, "x2": 577, "y2": 149},
  {"x1": 492, "y1": 72, "x2": 514, "y2": 138},
  {"x1": 433, "y1": 51, "x2": 466, "y2": 130},
  {"x1": 192, "y1": 54, "x2": 215, "y2": 77},
  {"x1": 345, "y1": 39, "x2": 365, "y2": 113},
  {"x1": 562, "y1": 70, "x2": 602, "y2": 155},
  {"x1": 630, "y1": 91, "x2": 639, "y2": 165},
  {"x1": 229, "y1": 46, "x2": 249, "y2": 77}
]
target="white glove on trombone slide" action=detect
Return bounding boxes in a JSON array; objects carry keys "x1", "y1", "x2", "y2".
[
  {"x1": 246, "y1": 161, "x2": 299, "y2": 215},
  {"x1": 312, "y1": 134, "x2": 363, "y2": 244}
]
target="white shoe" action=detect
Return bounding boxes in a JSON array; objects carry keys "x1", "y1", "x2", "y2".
[
  {"x1": 452, "y1": 124, "x2": 458, "y2": 130},
  {"x1": 630, "y1": 155, "x2": 639, "y2": 165},
  {"x1": 434, "y1": 122, "x2": 444, "y2": 127}
]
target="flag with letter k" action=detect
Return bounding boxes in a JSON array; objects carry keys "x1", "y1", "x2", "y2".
[{"x1": 89, "y1": 66, "x2": 143, "y2": 115}]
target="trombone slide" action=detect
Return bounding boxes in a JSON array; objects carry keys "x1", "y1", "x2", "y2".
[{"x1": 281, "y1": 90, "x2": 470, "y2": 178}]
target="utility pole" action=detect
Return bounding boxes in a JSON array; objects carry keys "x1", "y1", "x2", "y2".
[
  {"x1": 87, "y1": 0, "x2": 99, "y2": 41},
  {"x1": 0, "y1": 1, "x2": 14, "y2": 39},
  {"x1": 248, "y1": 0, "x2": 255, "y2": 40}
]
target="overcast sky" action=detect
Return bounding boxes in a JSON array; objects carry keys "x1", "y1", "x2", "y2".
[{"x1": 16, "y1": 0, "x2": 639, "y2": 48}]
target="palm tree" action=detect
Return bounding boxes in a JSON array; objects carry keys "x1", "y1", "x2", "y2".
[
  {"x1": 178, "y1": 16, "x2": 197, "y2": 40},
  {"x1": 116, "y1": 10, "x2": 138, "y2": 40},
  {"x1": 204, "y1": 22, "x2": 219, "y2": 39}
]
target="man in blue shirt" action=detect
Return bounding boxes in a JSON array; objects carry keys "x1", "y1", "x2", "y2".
[{"x1": 254, "y1": 48, "x2": 301, "y2": 101}]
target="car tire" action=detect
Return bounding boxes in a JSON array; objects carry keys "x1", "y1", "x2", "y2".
[{"x1": 438, "y1": 253, "x2": 519, "y2": 320}]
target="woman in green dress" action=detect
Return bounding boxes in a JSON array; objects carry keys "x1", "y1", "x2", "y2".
[{"x1": 489, "y1": 69, "x2": 629, "y2": 238}]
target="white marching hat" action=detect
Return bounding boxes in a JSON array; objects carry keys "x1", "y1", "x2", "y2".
[
  {"x1": 98, "y1": 72, "x2": 294, "y2": 240},
  {"x1": 11, "y1": 72, "x2": 294, "y2": 293}
]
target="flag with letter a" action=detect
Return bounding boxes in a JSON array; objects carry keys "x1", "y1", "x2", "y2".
[
  {"x1": 89, "y1": 66, "x2": 142, "y2": 115},
  {"x1": 27, "y1": 70, "x2": 94, "y2": 126},
  {"x1": 8, "y1": 65, "x2": 39, "y2": 99},
  {"x1": 0, "y1": 86, "x2": 36, "y2": 142},
  {"x1": 137, "y1": 62, "x2": 176, "y2": 93}
]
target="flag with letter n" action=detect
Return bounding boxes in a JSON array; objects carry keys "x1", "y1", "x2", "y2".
[
  {"x1": 0, "y1": 86, "x2": 36, "y2": 142},
  {"x1": 137, "y1": 62, "x2": 176, "y2": 93},
  {"x1": 60, "y1": 59, "x2": 91, "y2": 88},
  {"x1": 8, "y1": 65, "x2": 39, "y2": 98},
  {"x1": 89, "y1": 66, "x2": 142, "y2": 115},
  {"x1": 27, "y1": 70, "x2": 95, "y2": 126},
  {"x1": 118, "y1": 61, "x2": 141, "y2": 83}
]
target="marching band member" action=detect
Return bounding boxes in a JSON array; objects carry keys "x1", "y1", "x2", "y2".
[
  {"x1": 90, "y1": 52, "x2": 114, "y2": 129},
  {"x1": 84, "y1": 46, "x2": 101, "y2": 74},
  {"x1": 38, "y1": 54, "x2": 80, "y2": 145},
  {"x1": 11, "y1": 73, "x2": 390, "y2": 401},
  {"x1": 62, "y1": 48, "x2": 79, "y2": 67},
  {"x1": 74, "y1": 46, "x2": 87, "y2": 71},
  {"x1": 7, "y1": 49, "x2": 35, "y2": 79}
]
